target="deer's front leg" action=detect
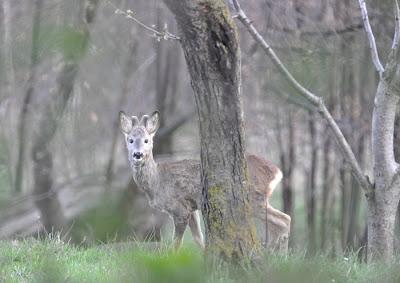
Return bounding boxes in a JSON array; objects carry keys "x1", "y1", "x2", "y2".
[{"x1": 173, "y1": 218, "x2": 188, "y2": 250}]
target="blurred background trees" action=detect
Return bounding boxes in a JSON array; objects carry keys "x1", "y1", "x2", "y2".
[{"x1": 0, "y1": 0, "x2": 397, "y2": 257}]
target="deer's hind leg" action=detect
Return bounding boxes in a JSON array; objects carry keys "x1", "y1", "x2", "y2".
[
  {"x1": 265, "y1": 204, "x2": 291, "y2": 252},
  {"x1": 189, "y1": 210, "x2": 205, "y2": 249},
  {"x1": 173, "y1": 217, "x2": 188, "y2": 250}
]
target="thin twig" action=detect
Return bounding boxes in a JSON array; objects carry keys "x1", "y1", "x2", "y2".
[
  {"x1": 108, "y1": 1, "x2": 180, "y2": 41},
  {"x1": 392, "y1": 0, "x2": 400, "y2": 50},
  {"x1": 357, "y1": 0, "x2": 384, "y2": 74},
  {"x1": 231, "y1": 0, "x2": 373, "y2": 196},
  {"x1": 381, "y1": 0, "x2": 400, "y2": 88}
]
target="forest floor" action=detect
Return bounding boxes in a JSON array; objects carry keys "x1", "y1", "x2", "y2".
[{"x1": 1, "y1": 237, "x2": 400, "y2": 283}]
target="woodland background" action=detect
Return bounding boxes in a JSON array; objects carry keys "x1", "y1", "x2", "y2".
[{"x1": 0, "y1": 0, "x2": 398, "y2": 257}]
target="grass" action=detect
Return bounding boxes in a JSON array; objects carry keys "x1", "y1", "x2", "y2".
[{"x1": 1, "y1": 237, "x2": 400, "y2": 283}]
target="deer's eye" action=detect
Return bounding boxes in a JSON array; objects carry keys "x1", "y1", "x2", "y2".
[
  {"x1": 129, "y1": 138, "x2": 134, "y2": 144},
  {"x1": 144, "y1": 139, "x2": 149, "y2": 144}
]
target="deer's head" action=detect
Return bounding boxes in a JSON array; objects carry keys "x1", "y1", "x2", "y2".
[{"x1": 119, "y1": 111, "x2": 160, "y2": 168}]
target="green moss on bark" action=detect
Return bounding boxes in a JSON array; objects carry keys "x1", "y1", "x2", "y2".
[{"x1": 206, "y1": 184, "x2": 260, "y2": 261}]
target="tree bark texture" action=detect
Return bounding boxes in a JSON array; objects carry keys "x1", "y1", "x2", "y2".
[
  {"x1": 368, "y1": 80, "x2": 400, "y2": 260},
  {"x1": 163, "y1": 0, "x2": 259, "y2": 261}
]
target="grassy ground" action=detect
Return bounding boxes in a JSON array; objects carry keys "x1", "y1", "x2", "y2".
[{"x1": 1, "y1": 237, "x2": 400, "y2": 283}]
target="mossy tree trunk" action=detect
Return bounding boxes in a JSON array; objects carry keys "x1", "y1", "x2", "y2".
[{"x1": 163, "y1": 0, "x2": 259, "y2": 262}]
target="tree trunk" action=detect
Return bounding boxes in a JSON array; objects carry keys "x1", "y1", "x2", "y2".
[
  {"x1": 340, "y1": 166, "x2": 350, "y2": 250},
  {"x1": 306, "y1": 111, "x2": 317, "y2": 253},
  {"x1": 32, "y1": 62, "x2": 79, "y2": 234},
  {"x1": 278, "y1": 110, "x2": 295, "y2": 246},
  {"x1": 345, "y1": 42, "x2": 364, "y2": 250},
  {"x1": 346, "y1": 136, "x2": 365, "y2": 249},
  {"x1": 394, "y1": 115, "x2": 400, "y2": 252},
  {"x1": 15, "y1": 0, "x2": 43, "y2": 194},
  {"x1": 367, "y1": 194, "x2": 397, "y2": 260},
  {"x1": 281, "y1": 112, "x2": 295, "y2": 221},
  {"x1": 320, "y1": 133, "x2": 333, "y2": 250},
  {"x1": 32, "y1": 0, "x2": 99, "y2": 235},
  {"x1": 368, "y1": 81, "x2": 400, "y2": 260},
  {"x1": 347, "y1": 175, "x2": 361, "y2": 248},
  {"x1": 163, "y1": 0, "x2": 259, "y2": 262},
  {"x1": 1, "y1": 0, "x2": 15, "y2": 99}
]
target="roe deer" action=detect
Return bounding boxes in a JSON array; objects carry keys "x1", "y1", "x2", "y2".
[{"x1": 119, "y1": 111, "x2": 291, "y2": 251}]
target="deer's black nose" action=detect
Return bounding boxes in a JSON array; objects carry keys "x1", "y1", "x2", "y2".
[{"x1": 133, "y1": 152, "x2": 143, "y2": 159}]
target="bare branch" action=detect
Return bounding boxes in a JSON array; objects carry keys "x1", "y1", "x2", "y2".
[
  {"x1": 231, "y1": 0, "x2": 373, "y2": 196},
  {"x1": 392, "y1": 0, "x2": 400, "y2": 50},
  {"x1": 357, "y1": 0, "x2": 385, "y2": 74},
  {"x1": 232, "y1": 1, "x2": 320, "y2": 106},
  {"x1": 383, "y1": 0, "x2": 400, "y2": 90},
  {"x1": 108, "y1": 2, "x2": 180, "y2": 41}
]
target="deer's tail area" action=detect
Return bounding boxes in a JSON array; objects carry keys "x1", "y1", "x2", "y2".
[
  {"x1": 268, "y1": 169, "x2": 283, "y2": 198},
  {"x1": 247, "y1": 154, "x2": 283, "y2": 198}
]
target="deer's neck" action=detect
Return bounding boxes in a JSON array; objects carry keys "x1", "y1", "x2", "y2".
[{"x1": 131, "y1": 154, "x2": 159, "y2": 199}]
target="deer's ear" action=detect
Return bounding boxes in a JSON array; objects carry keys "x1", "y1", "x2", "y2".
[
  {"x1": 144, "y1": 111, "x2": 160, "y2": 135},
  {"x1": 119, "y1": 111, "x2": 133, "y2": 134}
]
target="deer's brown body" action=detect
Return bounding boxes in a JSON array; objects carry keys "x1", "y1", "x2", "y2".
[{"x1": 120, "y1": 111, "x2": 290, "y2": 250}]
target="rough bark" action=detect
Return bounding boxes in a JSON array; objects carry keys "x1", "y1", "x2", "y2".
[
  {"x1": 163, "y1": 0, "x2": 259, "y2": 262},
  {"x1": 368, "y1": 81, "x2": 400, "y2": 260},
  {"x1": 367, "y1": 193, "x2": 398, "y2": 260}
]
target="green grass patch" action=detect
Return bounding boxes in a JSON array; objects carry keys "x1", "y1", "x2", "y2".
[{"x1": 1, "y1": 237, "x2": 400, "y2": 283}]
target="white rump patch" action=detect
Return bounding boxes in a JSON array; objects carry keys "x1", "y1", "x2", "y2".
[{"x1": 269, "y1": 169, "x2": 283, "y2": 195}]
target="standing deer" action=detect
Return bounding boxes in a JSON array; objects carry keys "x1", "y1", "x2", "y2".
[{"x1": 119, "y1": 111, "x2": 290, "y2": 251}]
